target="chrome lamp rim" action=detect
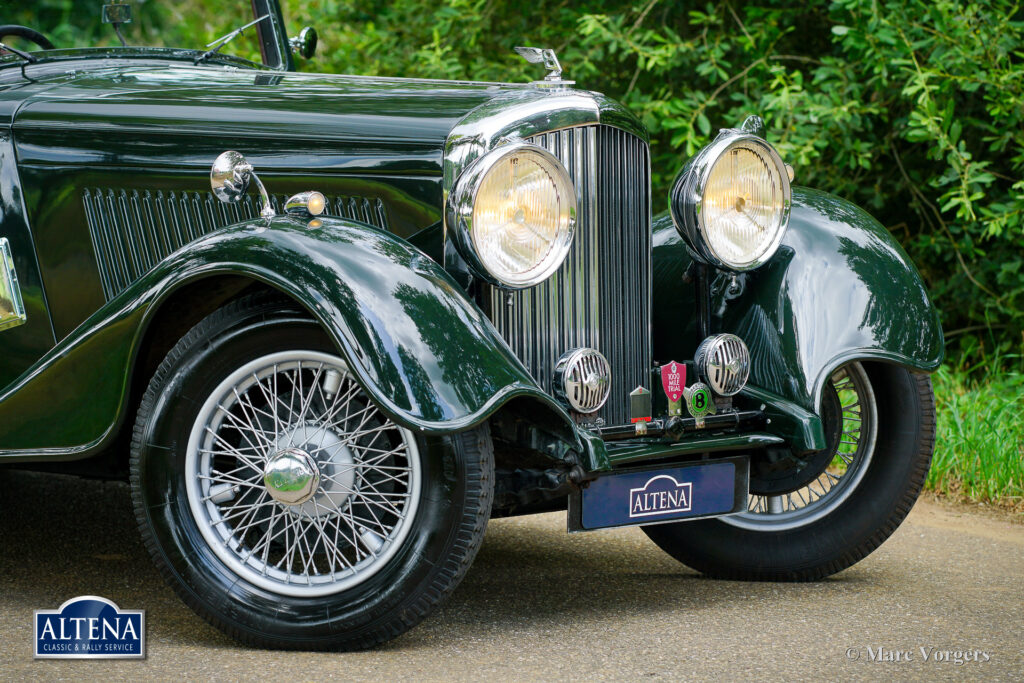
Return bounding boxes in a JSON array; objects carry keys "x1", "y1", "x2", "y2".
[
  {"x1": 446, "y1": 141, "x2": 577, "y2": 289},
  {"x1": 670, "y1": 130, "x2": 791, "y2": 272}
]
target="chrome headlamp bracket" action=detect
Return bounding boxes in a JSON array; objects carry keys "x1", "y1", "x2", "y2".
[
  {"x1": 669, "y1": 126, "x2": 791, "y2": 271},
  {"x1": 445, "y1": 141, "x2": 577, "y2": 290}
]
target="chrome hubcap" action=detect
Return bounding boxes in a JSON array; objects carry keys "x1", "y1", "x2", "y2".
[
  {"x1": 263, "y1": 449, "x2": 320, "y2": 506},
  {"x1": 270, "y1": 424, "x2": 355, "y2": 518}
]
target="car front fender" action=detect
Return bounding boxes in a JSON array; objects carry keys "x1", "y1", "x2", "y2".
[
  {"x1": 653, "y1": 186, "x2": 944, "y2": 418},
  {"x1": 0, "y1": 216, "x2": 578, "y2": 458}
]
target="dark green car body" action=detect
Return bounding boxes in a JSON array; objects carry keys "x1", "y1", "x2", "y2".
[{"x1": 0, "y1": 9, "x2": 942, "y2": 484}]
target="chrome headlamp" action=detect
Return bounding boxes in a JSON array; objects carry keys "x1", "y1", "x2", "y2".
[
  {"x1": 670, "y1": 127, "x2": 791, "y2": 271},
  {"x1": 447, "y1": 142, "x2": 577, "y2": 289}
]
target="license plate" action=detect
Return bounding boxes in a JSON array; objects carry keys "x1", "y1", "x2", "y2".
[{"x1": 569, "y1": 456, "x2": 749, "y2": 532}]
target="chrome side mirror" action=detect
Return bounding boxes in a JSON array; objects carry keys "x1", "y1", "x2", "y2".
[
  {"x1": 290, "y1": 27, "x2": 317, "y2": 59},
  {"x1": 210, "y1": 150, "x2": 275, "y2": 218},
  {"x1": 211, "y1": 150, "x2": 251, "y2": 202}
]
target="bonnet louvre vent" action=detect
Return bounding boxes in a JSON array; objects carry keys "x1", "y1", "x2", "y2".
[{"x1": 82, "y1": 189, "x2": 389, "y2": 301}]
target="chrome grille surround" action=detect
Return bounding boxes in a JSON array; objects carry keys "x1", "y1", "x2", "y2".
[{"x1": 485, "y1": 124, "x2": 652, "y2": 427}]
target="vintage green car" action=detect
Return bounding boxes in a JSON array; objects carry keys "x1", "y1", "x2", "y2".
[{"x1": 0, "y1": 1, "x2": 942, "y2": 650}]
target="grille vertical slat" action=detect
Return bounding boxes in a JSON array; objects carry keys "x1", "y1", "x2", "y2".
[{"x1": 488, "y1": 124, "x2": 651, "y2": 427}]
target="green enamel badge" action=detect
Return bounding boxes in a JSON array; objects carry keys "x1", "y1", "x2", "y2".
[{"x1": 684, "y1": 381, "x2": 715, "y2": 427}]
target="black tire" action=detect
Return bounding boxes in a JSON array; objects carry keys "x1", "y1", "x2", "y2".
[
  {"x1": 643, "y1": 362, "x2": 935, "y2": 581},
  {"x1": 130, "y1": 295, "x2": 493, "y2": 650}
]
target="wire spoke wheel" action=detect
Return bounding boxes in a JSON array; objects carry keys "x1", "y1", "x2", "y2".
[
  {"x1": 724, "y1": 361, "x2": 877, "y2": 531},
  {"x1": 133, "y1": 298, "x2": 494, "y2": 649},
  {"x1": 185, "y1": 350, "x2": 421, "y2": 597},
  {"x1": 642, "y1": 359, "x2": 933, "y2": 581}
]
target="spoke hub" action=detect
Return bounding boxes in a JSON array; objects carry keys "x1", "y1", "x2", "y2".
[
  {"x1": 263, "y1": 448, "x2": 320, "y2": 505},
  {"x1": 272, "y1": 423, "x2": 355, "y2": 518}
]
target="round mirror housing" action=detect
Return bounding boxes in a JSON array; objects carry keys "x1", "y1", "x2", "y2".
[
  {"x1": 210, "y1": 150, "x2": 252, "y2": 204},
  {"x1": 290, "y1": 27, "x2": 318, "y2": 59}
]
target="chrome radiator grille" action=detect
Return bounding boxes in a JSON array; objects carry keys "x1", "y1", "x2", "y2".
[{"x1": 487, "y1": 125, "x2": 652, "y2": 427}]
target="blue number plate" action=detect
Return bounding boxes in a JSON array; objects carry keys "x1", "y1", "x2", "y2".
[{"x1": 571, "y1": 456, "x2": 749, "y2": 531}]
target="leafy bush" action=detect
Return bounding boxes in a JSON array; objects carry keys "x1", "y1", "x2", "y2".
[
  {"x1": 297, "y1": 0, "x2": 1023, "y2": 365},
  {"x1": 8, "y1": 0, "x2": 1024, "y2": 364}
]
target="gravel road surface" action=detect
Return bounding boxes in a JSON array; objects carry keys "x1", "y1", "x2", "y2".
[{"x1": 1, "y1": 470, "x2": 1020, "y2": 681}]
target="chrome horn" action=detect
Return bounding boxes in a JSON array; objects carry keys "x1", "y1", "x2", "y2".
[{"x1": 210, "y1": 150, "x2": 275, "y2": 219}]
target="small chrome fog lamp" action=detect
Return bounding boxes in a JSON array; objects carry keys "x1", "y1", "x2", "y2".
[
  {"x1": 695, "y1": 334, "x2": 750, "y2": 396},
  {"x1": 285, "y1": 191, "x2": 327, "y2": 217},
  {"x1": 553, "y1": 348, "x2": 611, "y2": 414}
]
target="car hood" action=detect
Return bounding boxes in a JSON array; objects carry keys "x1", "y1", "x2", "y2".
[
  {"x1": 17, "y1": 63, "x2": 523, "y2": 141},
  {"x1": 9, "y1": 58, "x2": 649, "y2": 177},
  {"x1": 11, "y1": 62, "x2": 638, "y2": 180}
]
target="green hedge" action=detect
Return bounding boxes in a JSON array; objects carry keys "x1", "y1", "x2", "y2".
[
  {"x1": 301, "y1": 0, "x2": 1022, "y2": 364},
  {"x1": 14, "y1": 0, "x2": 1024, "y2": 364}
]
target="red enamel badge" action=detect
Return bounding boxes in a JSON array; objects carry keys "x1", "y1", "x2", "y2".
[{"x1": 661, "y1": 361, "x2": 685, "y2": 402}]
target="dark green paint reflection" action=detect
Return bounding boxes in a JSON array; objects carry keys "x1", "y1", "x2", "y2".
[
  {"x1": 0, "y1": 216, "x2": 575, "y2": 457},
  {"x1": 653, "y1": 187, "x2": 943, "y2": 414}
]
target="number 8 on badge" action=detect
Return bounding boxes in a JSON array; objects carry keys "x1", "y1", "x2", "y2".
[{"x1": 684, "y1": 381, "x2": 714, "y2": 428}]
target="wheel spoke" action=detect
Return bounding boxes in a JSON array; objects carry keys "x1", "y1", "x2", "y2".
[
  {"x1": 199, "y1": 469, "x2": 262, "y2": 488},
  {"x1": 204, "y1": 428, "x2": 266, "y2": 471},
  {"x1": 214, "y1": 404, "x2": 273, "y2": 456},
  {"x1": 731, "y1": 362, "x2": 876, "y2": 531}
]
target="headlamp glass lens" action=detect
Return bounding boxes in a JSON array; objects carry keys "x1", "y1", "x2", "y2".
[
  {"x1": 471, "y1": 150, "x2": 575, "y2": 286},
  {"x1": 701, "y1": 142, "x2": 786, "y2": 268}
]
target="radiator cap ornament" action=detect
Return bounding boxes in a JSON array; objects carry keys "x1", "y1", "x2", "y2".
[{"x1": 514, "y1": 46, "x2": 575, "y2": 86}]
